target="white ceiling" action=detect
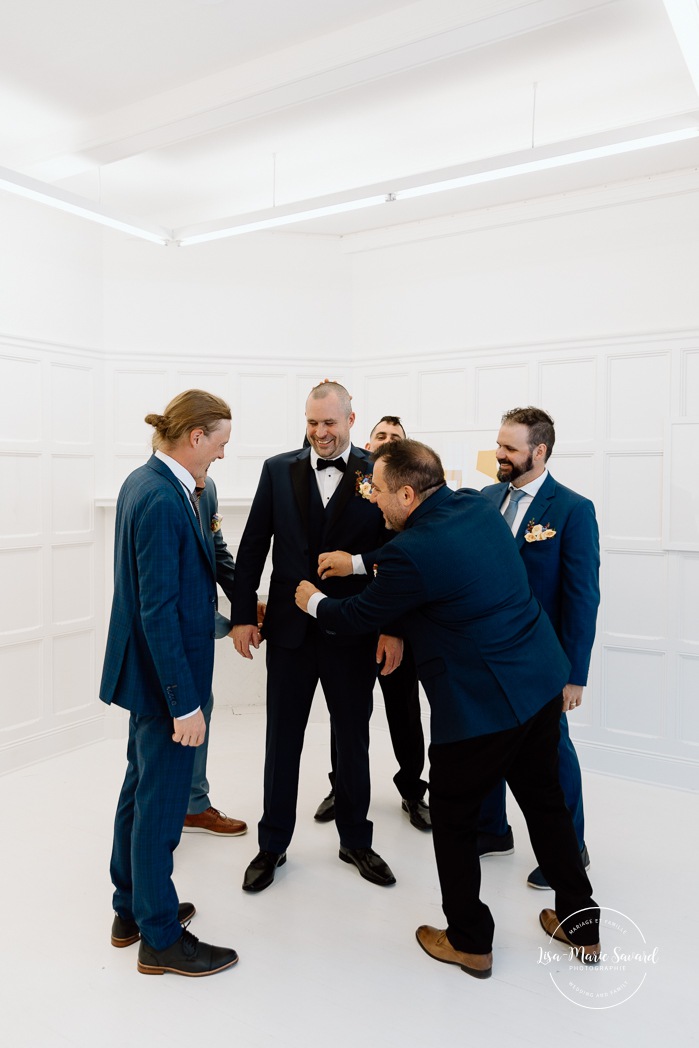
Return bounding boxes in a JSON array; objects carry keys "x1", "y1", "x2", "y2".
[{"x1": 1, "y1": 0, "x2": 698, "y2": 243}]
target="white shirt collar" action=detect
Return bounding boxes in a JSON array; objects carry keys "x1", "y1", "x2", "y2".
[
  {"x1": 155, "y1": 448, "x2": 196, "y2": 495},
  {"x1": 511, "y1": 467, "x2": 548, "y2": 499}
]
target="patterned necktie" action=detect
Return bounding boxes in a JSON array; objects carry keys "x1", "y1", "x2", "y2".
[
  {"x1": 502, "y1": 487, "x2": 525, "y2": 530},
  {"x1": 316, "y1": 457, "x2": 346, "y2": 472},
  {"x1": 189, "y1": 489, "x2": 204, "y2": 535}
]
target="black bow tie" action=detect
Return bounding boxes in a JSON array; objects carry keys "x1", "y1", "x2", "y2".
[{"x1": 316, "y1": 457, "x2": 346, "y2": 473}]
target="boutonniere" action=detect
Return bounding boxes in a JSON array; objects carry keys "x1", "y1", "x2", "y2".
[
  {"x1": 525, "y1": 520, "x2": 556, "y2": 543},
  {"x1": 355, "y1": 470, "x2": 373, "y2": 499},
  {"x1": 372, "y1": 563, "x2": 378, "y2": 578},
  {"x1": 211, "y1": 513, "x2": 223, "y2": 533}
]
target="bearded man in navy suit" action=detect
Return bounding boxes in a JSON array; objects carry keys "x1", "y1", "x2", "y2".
[
  {"x1": 101, "y1": 389, "x2": 238, "y2": 977},
  {"x1": 477, "y1": 407, "x2": 600, "y2": 890},
  {"x1": 230, "y1": 381, "x2": 401, "y2": 893},
  {"x1": 295, "y1": 440, "x2": 601, "y2": 979}
]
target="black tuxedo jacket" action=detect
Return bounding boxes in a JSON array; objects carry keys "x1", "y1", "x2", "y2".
[{"x1": 230, "y1": 445, "x2": 391, "y2": 649}]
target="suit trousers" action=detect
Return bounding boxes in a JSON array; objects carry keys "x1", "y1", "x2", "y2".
[
  {"x1": 429, "y1": 696, "x2": 598, "y2": 955},
  {"x1": 260, "y1": 625, "x2": 377, "y2": 853},
  {"x1": 327, "y1": 644, "x2": 427, "y2": 801},
  {"x1": 110, "y1": 713, "x2": 195, "y2": 951},
  {"x1": 188, "y1": 692, "x2": 214, "y2": 815},
  {"x1": 478, "y1": 711, "x2": 585, "y2": 847}
]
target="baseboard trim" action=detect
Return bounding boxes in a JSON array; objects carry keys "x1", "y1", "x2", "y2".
[
  {"x1": 0, "y1": 717, "x2": 108, "y2": 777},
  {"x1": 575, "y1": 740, "x2": 699, "y2": 792}
]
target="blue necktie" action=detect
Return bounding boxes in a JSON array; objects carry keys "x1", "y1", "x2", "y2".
[{"x1": 502, "y1": 488, "x2": 525, "y2": 530}]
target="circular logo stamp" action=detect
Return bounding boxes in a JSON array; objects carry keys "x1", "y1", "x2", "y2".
[{"x1": 537, "y1": 907, "x2": 658, "y2": 1009}]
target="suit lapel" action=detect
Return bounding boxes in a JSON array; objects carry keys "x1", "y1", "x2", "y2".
[
  {"x1": 515, "y1": 474, "x2": 556, "y2": 548},
  {"x1": 290, "y1": 451, "x2": 311, "y2": 536},
  {"x1": 147, "y1": 456, "x2": 216, "y2": 575}
]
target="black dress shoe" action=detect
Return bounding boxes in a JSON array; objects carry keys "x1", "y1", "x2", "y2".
[
  {"x1": 527, "y1": 843, "x2": 590, "y2": 889},
  {"x1": 339, "y1": 846, "x2": 396, "y2": 886},
  {"x1": 111, "y1": 902, "x2": 196, "y2": 947},
  {"x1": 137, "y1": 927, "x2": 238, "y2": 976},
  {"x1": 314, "y1": 790, "x2": 336, "y2": 822},
  {"x1": 477, "y1": 826, "x2": 514, "y2": 858},
  {"x1": 242, "y1": 850, "x2": 287, "y2": 892},
  {"x1": 401, "y1": 798, "x2": 432, "y2": 831}
]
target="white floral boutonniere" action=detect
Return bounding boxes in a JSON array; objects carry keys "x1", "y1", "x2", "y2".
[
  {"x1": 525, "y1": 520, "x2": 556, "y2": 543},
  {"x1": 211, "y1": 513, "x2": 223, "y2": 534},
  {"x1": 355, "y1": 470, "x2": 373, "y2": 499},
  {"x1": 372, "y1": 563, "x2": 378, "y2": 578}
]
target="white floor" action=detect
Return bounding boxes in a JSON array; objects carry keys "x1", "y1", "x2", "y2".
[{"x1": 1, "y1": 698, "x2": 695, "y2": 1048}]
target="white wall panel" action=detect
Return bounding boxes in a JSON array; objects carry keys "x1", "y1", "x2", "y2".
[
  {"x1": 418, "y1": 370, "x2": 468, "y2": 431},
  {"x1": 237, "y1": 374, "x2": 288, "y2": 448},
  {"x1": 677, "y1": 655, "x2": 699, "y2": 745},
  {"x1": 0, "y1": 357, "x2": 42, "y2": 444},
  {"x1": 51, "y1": 456, "x2": 94, "y2": 535},
  {"x1": 357, "y1": 373, "x2": 412, "y2": 440},
  {"x1": 50, "y1": 364, "x2": 94, "y2": 445},
  {"x1": 52, "y1": 545, "x2": 94, "y2": 626},
  {"x1": 605, "y1": 454, "x2": 662, "y2": 543},
  {"x1": 678, "y1": 553, "x2": 699, "y2": 644},
  {"x1": 539, "y1": 359, "x2": 597, "y2": 443},
  {"x1": 547, "y1": 455, "x2": 596, "y2": 502},
  {"x1": 606, "y1": 353, "x2": 671, "y2": 442},
  {"x1": 0, "y1": 548, "x2": 42, "y2": 635},
  {"x1": 0, "y1": 641, "x2": 43, "y2": 731},
  {"x1": 603, "y1": 647, "x2": 665, "y2": 738},
  {"x1": 683, "y1": 349, "x2": 699, "y2": 416},
  {"x1": 475, "y1": 364, "x2": 528, "y2": 427},
  {"x1": 0, "y1": 454, "x2": 42, "y2": 539},
  {"x1": 604, "y1": 552, "x2": 667, "y2": 639},
  {"x1": 52, "y1": 631, "x2": 95, "y2": 715},
  {"x1": 112, "y1": 369, "x2": 168, "y2": 448}
]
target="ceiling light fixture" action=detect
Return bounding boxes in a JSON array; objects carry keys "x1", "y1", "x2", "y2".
[
  {"x1": 0, "y1": 166, "x2": 171, "y2": 246},
  {"x1": 175, "y1": 124, "x2": 699, "y2": 245}
]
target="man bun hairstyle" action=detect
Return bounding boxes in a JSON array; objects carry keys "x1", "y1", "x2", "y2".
[
  {"x1": 501, "y1": 406, "x2": 556, "y2": 461},
  {"x1": 373, "y1": 438, "x2": 445, "y2": 500},
  {"x1": 145, "y1": 389, "x2": 231, "y2": 451}
]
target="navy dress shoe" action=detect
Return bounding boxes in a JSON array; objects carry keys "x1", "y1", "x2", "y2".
[
  {"x1": 242, "y1": 850, "x2": 287, "y2": 892},
  {"x1": 339, "y1": 846, "x2": 396, "y2": 886},
  {"x1": 314, "y1": 790, "x2": 336, "y2": 822},
  {"x1": 137, "y1": 927, "x2": 238, "y2": 976},
  {"x1": 111, "y1": 902, "x2": 196, "y2": 947},
  {"x1": 527, "y1": 843, "x2": 590, "y2": 889},
  {"x1": 477, "y1": 826, "x2": 514, "y2": 857},
  {"x1": 401, "y1": 798, "x2": 432, "y2": 831}
]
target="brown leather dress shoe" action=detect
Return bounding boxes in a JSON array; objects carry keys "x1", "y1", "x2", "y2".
[
  {"x1": 137, "y1": 927, "x2": 238, "y2": 976},
  {"x1": 111, "y1": 902, "x2": 196, "y2": 947},
  {"x1": 183, "y1": 806, "x2": 248, "y2": 836},
  {"x1": 415, "y1": 925, "x2": 492, "y2": 979},
  {"x1": 539, "y1": 909, "x2": 601, "y2": 964}
]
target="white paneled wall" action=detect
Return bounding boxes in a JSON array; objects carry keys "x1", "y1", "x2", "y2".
[{"x1": 0, "y1": 344, "x2": 105, "y2": 773}]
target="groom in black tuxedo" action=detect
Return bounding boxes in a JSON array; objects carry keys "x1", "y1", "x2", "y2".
[{"x1": 230, "y1": 381, "x2": 401, "y2": 892}]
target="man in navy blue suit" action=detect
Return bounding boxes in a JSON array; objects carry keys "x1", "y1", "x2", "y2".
[
  {"x1": 477, "y1": 407, "x2": 600, "y2": 889},
  {"x1": 101, "y1": 389, "x2": 238, "y2": 977},
  {"x1": 295, "y1": 439, "x2": 600, "y2": 979},
  {"x1": 230, "y1": 382, "x2": 401, "y2": 892}
]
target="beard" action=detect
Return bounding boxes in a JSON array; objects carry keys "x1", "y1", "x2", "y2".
[{"x1": 497, "y1": 451, "x2": 533, "y2": 484}]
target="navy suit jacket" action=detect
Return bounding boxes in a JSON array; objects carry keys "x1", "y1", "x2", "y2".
[
  {"x1": 481, "y1": 473, "x2": 600, "y2": 685},
  {"x1": 230, "y1": 445, "x2": 391, "y2": 648},
  {"x1": 316, "y1": 485, "x2": 571, "y2": 744},
  {"x1": 99, "y1": 455, "x2": 218, "y2": 719}
]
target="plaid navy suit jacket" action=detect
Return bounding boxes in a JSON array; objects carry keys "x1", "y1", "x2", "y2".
[{"x1": 100, "y1": 455, "x2": 218, "y2": 718}]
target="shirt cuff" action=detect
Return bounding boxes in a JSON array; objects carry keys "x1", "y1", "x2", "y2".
[
  {"x1": 352, "y1": 554, "x2": 367, "y2": 575},
  {"x1": 307, "y1": 592, "x2": 327, "y2": 618},
  {"x1": 177, "y1": 706, "x2": 200, "y2": 720}
]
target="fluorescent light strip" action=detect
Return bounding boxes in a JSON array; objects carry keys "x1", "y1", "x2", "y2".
[
  {"x1": 396, "y1": 128, "x2": 699, "y2": 200},
  {"x1": 176, "y1": 194, "x2": 388, "y2": 245},
  {"x1": 0, "y1": 168, "x2": 171, "y2": 246},
  {"x1": 177, "y1": 126, "x2": 699, "y2": 244}
]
